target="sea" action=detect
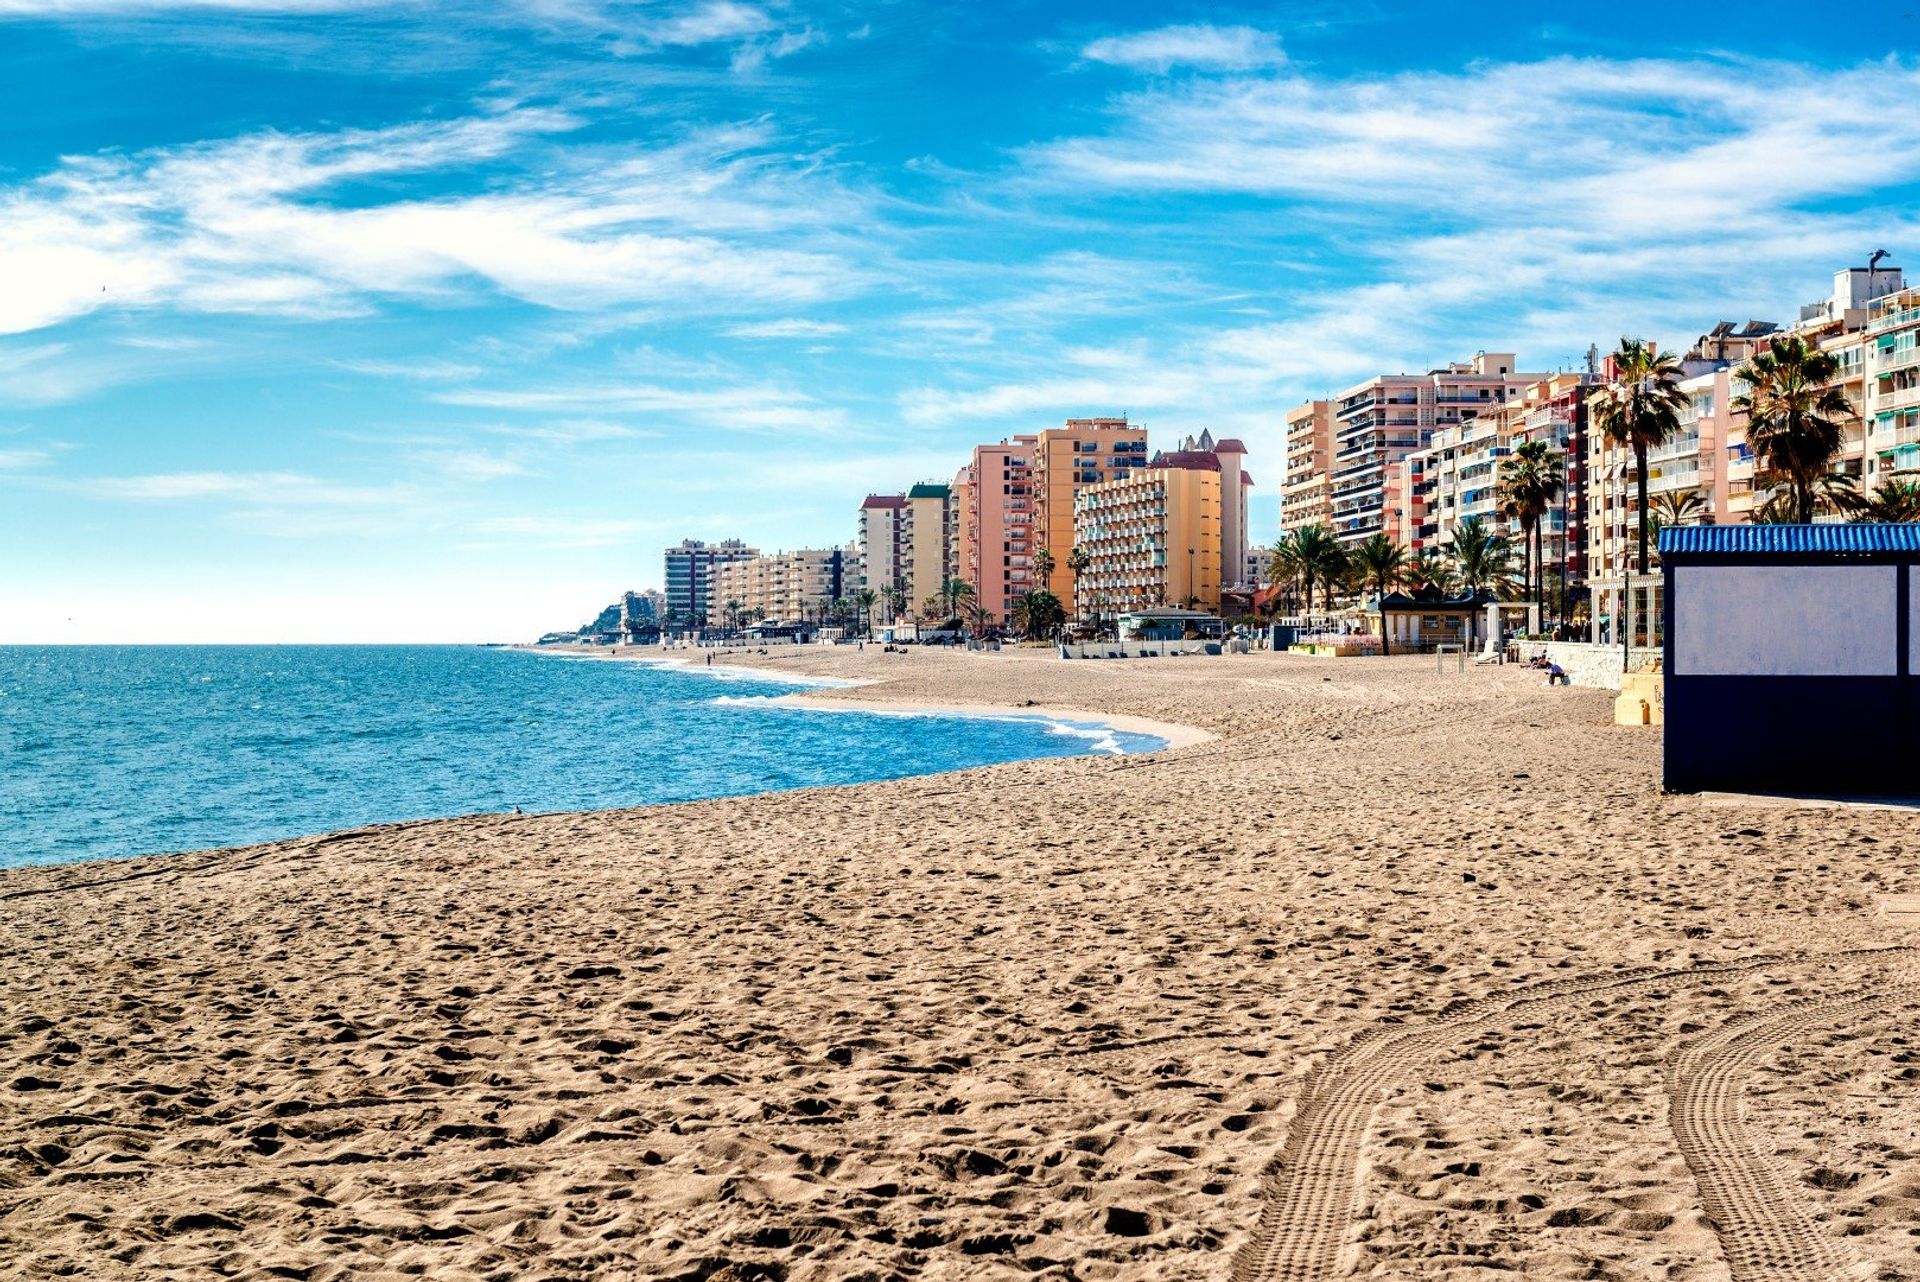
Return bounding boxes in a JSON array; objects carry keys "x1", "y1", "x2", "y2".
[{"x1": 0, "y1": 645, "x2": 1163, "y2": 870}]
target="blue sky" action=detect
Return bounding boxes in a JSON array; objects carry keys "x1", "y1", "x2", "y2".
[{"x1": 4, "y1": 0, "x2": 1919, "y2": 641}]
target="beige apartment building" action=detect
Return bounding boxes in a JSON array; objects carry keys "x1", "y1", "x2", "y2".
[
  {"x1": 1281, "y1": 400, "x2": 1333, "y2": 535},
  {"x1": 857, "y1": 484, "x2": 955, "y2": 620},
  {"x1": 1072, "y1": 454, "x2": 1224, "y2": 614},
  {"x1": 1864, "y1": 282, "x2": 1920, "y2": 479},
  {"x1": 1412, "y1": 371, "x2": 1594, "y2": 588},
  {"x1": 1318, "y1": 352, "x2": 1546, "y2": 548},
  {"x1": 708, "y1": 546, "x2": 853, "y2": 623}
]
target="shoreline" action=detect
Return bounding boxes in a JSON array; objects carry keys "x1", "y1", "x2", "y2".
[{"x1": 516, "y1": 640, "x2": 1213, "y2": 753}]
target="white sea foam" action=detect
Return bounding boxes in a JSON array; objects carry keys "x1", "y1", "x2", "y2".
[{"x1": 709, "y1": 695, "x2": 1156, "y2": 755}]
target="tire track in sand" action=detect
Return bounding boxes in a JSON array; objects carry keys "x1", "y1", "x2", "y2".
[
  {"x1": 1228, "y1": 949, "x2": 1914, "y2": 1282},
  {"x1": 1665, "y1": 981, "x2": 1920, "y2": 1281}
]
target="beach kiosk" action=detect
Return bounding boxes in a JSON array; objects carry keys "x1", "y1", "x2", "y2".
[{"x1": 1661, "y1": 523, "x2": 1920, "y2": 794}]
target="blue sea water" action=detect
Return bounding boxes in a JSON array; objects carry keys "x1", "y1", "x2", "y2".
[{"x1": 0, "y1": 645, "x2": 1162, "y2": 870}]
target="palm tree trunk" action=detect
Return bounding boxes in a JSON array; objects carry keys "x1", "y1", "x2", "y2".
[
  {"x1": 1635, "y1": 442, "x2": 1650, "y2": 576},
  {"x1": 1377, "y1": 574, "x2": 1391, "y2": 657}
]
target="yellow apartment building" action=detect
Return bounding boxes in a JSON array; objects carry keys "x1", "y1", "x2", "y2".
[
  {"x1": 1031, "y1": 417, "x2": 1149, "y2": 600},
  {"x1": 1072, "y1": 457, "x2": 1223, "y2": 614}
]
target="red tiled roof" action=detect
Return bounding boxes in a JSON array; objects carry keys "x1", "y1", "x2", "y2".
[
  {"x1": 1156, "y1": 450, "x2": 1222, "y2": 472},
  {"x1": 860, "y1": 494, "x2": 907, "y2": 509},
  {"x1": 1241, "y1": 470, "x2": 1256, "y2": 486},
  {"x1": 1213, "y1": 438, "x2": 1248, "y2": 453}
]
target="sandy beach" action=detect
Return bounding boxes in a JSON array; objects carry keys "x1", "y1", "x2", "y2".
[{"x1": 3, "y1": 647, "x2": 1917, "y2": 1281}]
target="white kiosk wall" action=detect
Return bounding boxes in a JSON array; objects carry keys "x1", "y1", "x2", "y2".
[{"x1": 1671, "y1": 565, "x2": 1898, "y2": 677}]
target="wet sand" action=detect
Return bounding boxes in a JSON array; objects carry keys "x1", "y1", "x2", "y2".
[{"x1": 3, "y1": 647, "x2": 1917, "y2": 1281}]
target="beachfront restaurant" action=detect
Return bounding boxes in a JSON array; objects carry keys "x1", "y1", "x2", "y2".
[
  {"x1": 1117, "y1": 608, "x2": 1224, "y2": 641},
  {"x1": 1368, "y1": 588, "x2": 1497, "y2": 652},
  {"x1": 1660, "y1": 523, "x2": 1919, "y2": 795}
]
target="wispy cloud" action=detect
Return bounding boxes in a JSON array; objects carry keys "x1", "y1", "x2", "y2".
[
  {"x1": 0, "y1": 109, "x2": 867, "y2": 336},
  {"x1": 438, "y1": 380, "x2": 851, "y2": 432},
  {"x1": 1081, "y1": 24, "x2": 1284, "y2": 73},
  {"x1": 723, "y1": 318, "x2": 848, "y2": 339},
  {"x1": 77, "y1": 470, "x2": 413, "y2": 505},
  {"x1": 333, "y1": 356, "x2": 486, "y2": 381}
]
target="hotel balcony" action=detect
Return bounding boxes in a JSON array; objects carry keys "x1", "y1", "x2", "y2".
[
  {"x1": 1869, "y1": 382, "x2": 1920, "y2": 413},
  {"x1": 1870, "y1": 420, "x2": 1920, "y2": 450}
]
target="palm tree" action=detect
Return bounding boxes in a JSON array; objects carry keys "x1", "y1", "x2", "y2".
[
  {"x1": 1267, "y1": 534, "x2": 1306, "y2": 614},
  {"x1": 943, "y1": 578, "x2": 976, "y2": 630},
  {"x1": 1734, "y1": 334, "x2": 1854, "y2": 524},
  {"x1": 1496, "y1": 439, "x2": 1565, "y2": 619},
  {"x1": 1850, "y1": 477, "x2": 1920, "y2": 522},
  {"x1": 882, "y1": 583, "x2": 906, "y2": 625},
  {"x1": 921, "y1": 593, "x2": 944, "y2": 622},
  {"x1": 1289, "y1": 524, "x2": 1347, "y2": 616},
  {"x1": 1449, "y1": 516, "x2": 1515, "y2": 596},
  {"x1": 1352, "y1": 533, "x2": 1406, "y2": 656},
  {"x1": 855, "y1": 587, "x2": 877, "y2": 636},
  {"x1": 1031, "y1": 547, "x2": 1056, "y2": 596},
  {"x1": 724, "y1": 598, "x2": 744, "y2": 634},
  {"x1": 1408, "y1": 546, "x2": 1455, "y2": 594},
  {"x1": 1010, "y1": 589, "x2": 1064, "y2": 639},
  {"x1": 1588, "y1": 336, "x2": 1688, "y2": 575},
  {"x1": 1649, "y1": 489, "x2": 1707, "y2": 526},
  {"x1": 1066, "y1": 545, "x2": 1091, "y2": 618}
]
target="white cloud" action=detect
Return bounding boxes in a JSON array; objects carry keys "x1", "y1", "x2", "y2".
[
  {"x1": 0, "y1": 109, "x2": 864, "y2": 336},
  {"x1": 723, "y1": 318, "x2": 848, "y2": 339},
  {"x1": 438, "y1": 380, "x2": 850, "y2": 432},
  {"x1": 1081, "y1": 24, "x2": 1284, "y2": 73},
  {"x1": 334, "y1": 357, "x2": 486, "y2": 381},
  {"x1": 0, "y1": 0, "x2": 366, "y2": 10},
  {"x1": 78, "y1": 470, "x2": 412, "y2": 505},
  {"x1": 0, "y1": 446, "x2": 55, "y2": 469}
]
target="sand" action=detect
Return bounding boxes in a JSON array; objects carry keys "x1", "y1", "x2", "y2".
[{"x1": 3, "y1": 647, "x2": 1917, "y2": 1281}]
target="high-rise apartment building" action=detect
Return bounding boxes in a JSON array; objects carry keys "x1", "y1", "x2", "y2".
[
  {"x1": 663, "y1": 538, "x2": 758, "y2": 623},
  {"x1": 1861, "y1": 280, "x2": 1920, "y2": 481},
  {"x1": 1320, "y1": 352, "x2": 1545, "y2": 547},
  {"x1": 859, "y1": 485, "x2": 955, "y2": 620},
  {"x1": 708, "y1": 546, "x2": 853, "y2": 623},
  {"x1": 1280, "y1": 400, "x2": 1334, "y2": 536},
  {"x1": 1412, "y1": 371, "x2": 1593, "y2": 593},
  {"x1": 1031, "y1": 417, "x2": 1149, "y2": 600},
  {"x1": 1073, "y1": 454, "x2": 1223, "y2": 614},
  {"x1": 904, "y1": 482, "x2": 956, "y2": 615},
  {"x1": 953, "y1": 435, "x2": 1038, "y2": 624}
]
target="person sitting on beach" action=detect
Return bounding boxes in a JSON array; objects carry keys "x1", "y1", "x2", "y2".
[{"x1": 1545, "y1": 661, "x2": 1570, "y2": 687}]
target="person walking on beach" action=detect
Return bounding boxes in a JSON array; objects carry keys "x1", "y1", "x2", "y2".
[{"x1": 706, "y1": 653, "x2": 713, "y2": 667}]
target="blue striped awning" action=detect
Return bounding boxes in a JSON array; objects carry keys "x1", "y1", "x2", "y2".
[{"x1": 1659, "y1": 523, "x2": 1920, "y2": 556}]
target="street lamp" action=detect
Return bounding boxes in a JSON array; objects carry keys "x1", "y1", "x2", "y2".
[{"x1": 1187, "y1": 547, "x2": 1195, "y2": 606}]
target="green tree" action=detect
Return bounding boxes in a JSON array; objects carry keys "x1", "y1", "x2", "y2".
[
  {"x1": 1010, "y1": 589, "x2": 1065, "y2": 639},
  {"x1": 1408, "y1": 547, "x2": 1454, "y2": 594},
  {"x1": 1448, "y1": 516, "x2": 1515, "y2": 596},
  {"x1": 1649, "y1": 489, "x2": 1707, "y2": 526},
  {"x1": 1734, "y1": 334, "x2": 1855, "y2": 524},
  {"x1": 1588, "y1": 337, "x2": 1688, "y2": 574},
  {"x1": 942, "y1": 578, "x2": 976, "y2": 628},
  {"x1": 1066, "y1": 545, "x2": 1091, "y2": 618},
  {"x1": 1352, "y1": 533, "x2": 1407, "y2": 656},
  {"x1": 855, "y1": 587, "x2": 877, "y2": 635},
  {"x1": 1031, "y1": 545, "x2": 1056, "y2": 592},
  {"x1": 1287, "y1": 524, "x2": 1347, "y2": 616},
  {"x1": 1850, "y1": 477, "x2": 1920, "y2": 522},
  {"x1": 1267, "y1": 534, "x2": 1306, "y2": 614},
  {"x1": 1496, "y1": 438, "x2": 1565, "y2": 619}
]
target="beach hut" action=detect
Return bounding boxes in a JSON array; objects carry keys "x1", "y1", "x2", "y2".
[{"x1": 1660, "y1": 523, "x2": 1920, "y2": 795}]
